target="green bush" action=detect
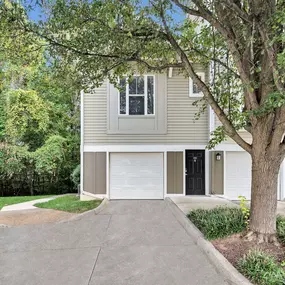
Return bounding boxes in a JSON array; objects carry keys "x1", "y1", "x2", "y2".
[
  {"x1": 238, "y1": 250, "x2": 285, "y2": 285},
  {"x1": 277, "y1": 216, "x2": 285, "y2": 244},
  {"x1": 71, "y1": 164, "x2": 80, "y2": 189},
  {"x1": 187, "y1": 207, "x2": 246, "y2": 240}
]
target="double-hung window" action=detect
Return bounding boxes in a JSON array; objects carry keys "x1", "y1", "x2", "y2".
[
  {"x1": 119, "y1": 75, "x2": 155, "y2": 115},
  {"x1": 189, "y1": 72, "x2": 205, "y2": 97}
]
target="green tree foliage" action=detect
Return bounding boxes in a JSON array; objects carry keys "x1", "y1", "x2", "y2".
[
  {"x1": 6, "y1": 89, "x2": 50, "y2": 149},
  {"x1": 34, "y1": 135, "x2": 67, "y2": 177},
  {"x1": 0, "y1": 2, "x2": 81, "y2": 195}
]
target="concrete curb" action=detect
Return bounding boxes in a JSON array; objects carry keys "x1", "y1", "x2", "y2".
[
  {"x1": 165, "y1": 197, "x2": 253, "y2": 285},
  {"x1": 58, "y1": 198, "x2": 109, "y2": 224}
]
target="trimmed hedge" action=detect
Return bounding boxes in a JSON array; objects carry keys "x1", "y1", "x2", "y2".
[
  {"x1": 238, "y1": 250, "x2": 285, "y2": 285},
  {"x1": 187, "y1": 207, "x2": 246, "y2": 240}
]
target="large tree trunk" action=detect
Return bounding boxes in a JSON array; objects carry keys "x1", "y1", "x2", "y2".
[{"x1": 247, "y1": 153, "x2": 282, "y2": 244}]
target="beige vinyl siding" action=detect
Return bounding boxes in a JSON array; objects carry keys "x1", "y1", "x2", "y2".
[
  {"x1": 211, "y1": 151, "x2": 224, "y2": 195},
  {"x1": 84, "y1": 67, "x2": 209, "y2": 145},
  {"x1": 214, "y1": 115, "x2": 252, "y2": 144},
  {"x1": 83, "y1": 152, "x2": 106, "y2": 195},
  {"x1": 167, "y1": 152, "x2": 183, "y2": 194}
]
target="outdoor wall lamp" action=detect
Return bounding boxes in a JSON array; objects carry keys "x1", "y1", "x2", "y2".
[{"x1": 216, "y1": 153, "x2": 222, "y2": 161}]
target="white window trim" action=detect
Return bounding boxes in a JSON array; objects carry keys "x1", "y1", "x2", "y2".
[
  {"x1": 189, "y1": 72, "x2": 205, "y2": 98},
  {"x1": 118, "y1": 74, "x2": 155, "y2": 116}
]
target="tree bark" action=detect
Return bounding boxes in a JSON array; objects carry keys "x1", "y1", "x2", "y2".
[{"x1": 247, "y1": 153, "x2": 282, "y2": 244}]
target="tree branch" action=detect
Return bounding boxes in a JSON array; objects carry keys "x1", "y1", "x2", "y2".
[
  {"x1": 158, "y1": 4, "x2": 252, "y2": 153},
  {"x1": 220, "y1": 0, "x2": 251, "y2": 23},
  {"x1": 171, "y1": 0, "x2": 259, "y2": 110}
]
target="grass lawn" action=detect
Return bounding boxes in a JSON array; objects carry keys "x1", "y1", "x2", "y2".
[
  {"x1": 35, "y1": 195, "x2": 102, "y2": 213},
  {"x1": 0, "y1": 195, "x2": 53, "y2": 210}
]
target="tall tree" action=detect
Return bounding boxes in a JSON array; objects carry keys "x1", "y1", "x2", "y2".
[{"x1": 2, "y1": 0, "x2": 285, "y2": 243}]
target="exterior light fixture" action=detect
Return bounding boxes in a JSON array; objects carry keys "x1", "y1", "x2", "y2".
[{"x1": 216, "y1": 153, "x2": 221, "y2": 161}]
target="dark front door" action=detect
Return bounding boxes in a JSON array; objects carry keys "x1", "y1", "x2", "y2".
[{"x1": 186, "y1": 150, "x2": 205, "y2": 195}]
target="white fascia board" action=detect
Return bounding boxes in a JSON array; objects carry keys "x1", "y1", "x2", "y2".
[
  {"x1": 211, "y1": 144, "x2": 245, "y2": 152},
  {"x1": 84, "y1": 144, "x2": 208, "y2": 152}
]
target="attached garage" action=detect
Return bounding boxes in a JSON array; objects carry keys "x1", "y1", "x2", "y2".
[
  {"x1": 225, "y1": 151, "x2": 252, "y2": 199},
  {"x1": 109, "y1": 152, "x2": 164, "y2": 199}
]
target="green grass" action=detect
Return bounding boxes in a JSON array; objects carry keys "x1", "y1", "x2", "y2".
[
  {"x1": 238, "y1": 250, "x2": 285, "y2": 285},
  {"x1": 187, "y1": 207, "x2": 246, "y2": 240},
  {"x1": 0, "y1": 195, "x2": 53, "y2": 210},
  {"x1": 35, "y1": 195, "x2": 102, "y2": 213}
]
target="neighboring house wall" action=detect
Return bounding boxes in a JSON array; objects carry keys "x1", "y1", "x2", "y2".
[
  {"x1": 83, "y1": 67, "x2": 209, "y2": 145},
  {"x1": 83, "y1": 152, "x2": 106, "y2": 195},
  {"x1": 167, "y1": 152, "x2": 183, "y2": 194}
]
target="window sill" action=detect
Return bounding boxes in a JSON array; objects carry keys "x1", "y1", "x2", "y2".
[{"x1": 118, "y1": 115, "x2": 155, "y2": 118}]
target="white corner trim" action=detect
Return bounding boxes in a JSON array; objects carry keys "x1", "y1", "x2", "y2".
[
  {"x1": 208, "y1": 106, "x2": 215, "y2": 135},
  {"x1": 80, "y1": 90, "x2": 84, "y2": 194},
  {"x1": 168, "y1": 67, "x2": 173, "y2": 78}
]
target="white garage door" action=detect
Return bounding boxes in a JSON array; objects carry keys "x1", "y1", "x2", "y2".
[
  {"x1": 110, "y1": 153, "x2": 164, "y2": 199},
  {"x1": 225, "y1": 152, "x2": 252, "y2": 200}
]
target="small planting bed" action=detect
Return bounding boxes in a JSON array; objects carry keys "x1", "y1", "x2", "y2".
[
  {"x1": 35, "y1": 195, "x2": 102, "y2": 213},
  {"x1": 188, "y1": 207, "x2": 285, "y2": 285}
]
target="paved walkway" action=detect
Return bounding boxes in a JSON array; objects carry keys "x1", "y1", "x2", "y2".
[
  {"x1": 0, "y1": 208, "x2": 76, "y2": 226},
  {"x1": 1, "y1": 197, "x2": 57, "y2": 211},
  {"x1": 0, "y1": 200, "x2": 228, "y2": 285},
  {"x1": 171, "y1": 196, "x2": 238, "y2": 214}
]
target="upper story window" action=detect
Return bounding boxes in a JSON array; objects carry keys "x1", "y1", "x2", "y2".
[
  {"x1": 119, "y1": 75, "x2": 155, "y2": 115},
  {"x1": 189, "y1": 72, "x2": 205, "y2": 97}
]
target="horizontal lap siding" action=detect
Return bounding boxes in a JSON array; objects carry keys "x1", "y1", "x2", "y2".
[
  {"x1": 214, "y1": 115, "x2": 252, "y2": 144},
  {"x1": 84, "y1": 69, "x2": 209, "y2": 144}
]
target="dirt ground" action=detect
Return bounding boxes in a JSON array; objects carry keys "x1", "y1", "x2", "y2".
[
  {"x1": 0, "y1": 208, "x2": 76, "y2": 226},
  {"x1": 212, "y1": 233, "x2": 285, "y2": 266}
]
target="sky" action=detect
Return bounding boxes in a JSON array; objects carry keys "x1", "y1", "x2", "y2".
[{"x1": 27, "y1": 1, "x2": 184, "y2": 23}]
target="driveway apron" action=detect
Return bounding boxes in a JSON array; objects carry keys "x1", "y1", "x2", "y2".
[{"x1": 0, "y1": 200, "x2": 228, "y2": 285}]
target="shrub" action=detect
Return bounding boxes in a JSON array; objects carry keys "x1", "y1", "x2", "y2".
[
  {"x1": 277, "y1": 216, "x2": 285, "y2": 244},
  {"x1": 71, "y1": 164, "x2": 80, "y2": 189},
  {"x1": 187, "y1": 207, "x2": 246, "y2": 240},
  {"x1": 238, "y1": 250, "x2": 285, "y2": 285}
]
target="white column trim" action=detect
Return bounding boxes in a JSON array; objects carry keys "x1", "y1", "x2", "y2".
[
  {"x1": 80, "y1": 90, "x2": 84, "y2": 194},
  {"x1": 223, "y1": 151, "x2": 227, "y2": 196},
  {"x1": 205, "y1": 149, "x2": 210, "y2": 195},
  {"x1": 164, "y1": 151, "x2": 167, "y2": 197},
  {"x1": 183, "y1": 149, "x2": 186, "y2": 196},
  {"x1": 106, "y1": 151, "x2": 110, "y2": 200},
  {"x1": 279, "y1": 161, "x2": 285, "y2": 200}
]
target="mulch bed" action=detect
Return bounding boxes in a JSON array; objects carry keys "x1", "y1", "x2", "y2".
[{"x1": 212, "y1": 233, "x2": 285, "y2": 267}]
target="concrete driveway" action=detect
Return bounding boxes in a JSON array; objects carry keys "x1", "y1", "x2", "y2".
[{"x1": 0, "y1": 200, "x2": 228, "y2": 285}]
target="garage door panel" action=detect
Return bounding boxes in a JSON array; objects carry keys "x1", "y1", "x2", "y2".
[
  {"x1": 110, "y1": 153, "x2": 164, "y2": 199},
  {"x1": 226, "y1": 152, "x2": 251, "y2": 200}
]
